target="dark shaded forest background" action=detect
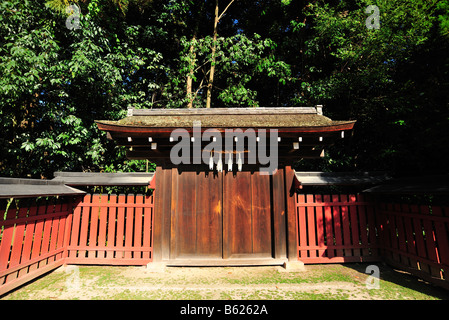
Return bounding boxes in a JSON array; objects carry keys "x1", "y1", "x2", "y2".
[{"x1": 1, "y1": 0, "x2": 448, "y2": 179}]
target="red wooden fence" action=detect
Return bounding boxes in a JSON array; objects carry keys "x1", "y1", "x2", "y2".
[
  {"x1": 378, "y1": 203, "x2": 449, "y2": 289},
  {"x1": 2, "y1": 191, "x2": 449, "y2": 295},
  {"x1": 65, "y1": 194, "x2": 154, "y2": 266},
  {"x1": 295, "y1": 194, "x2": 381, "y2": 263},
  {"x1": 0, "y1": 193, "x2": 154, "y2": 296},
  {"x1": 0, "y1": 197, "x2": 73, "y2": 296}
]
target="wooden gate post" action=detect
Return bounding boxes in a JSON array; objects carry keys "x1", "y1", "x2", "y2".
[{"x1": 284, "y1": 166, "x2": 298, "y2": 261}]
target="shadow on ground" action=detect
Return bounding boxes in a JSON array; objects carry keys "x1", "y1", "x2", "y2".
[{"x1": 341, "y1": 262, "x2": 449, "y2": 300}]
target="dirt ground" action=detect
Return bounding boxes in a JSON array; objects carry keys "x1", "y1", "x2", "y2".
[{"x1": 2, "y1": 262, "x2": 449, "y2": 300}]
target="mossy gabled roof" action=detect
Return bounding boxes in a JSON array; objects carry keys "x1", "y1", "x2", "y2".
[
  {"x1": 107, "y1": 114, "x2": 352, "y2": 128},
  {"x1": 96, "y1": 107, "x2": 356, "y2": 129}
]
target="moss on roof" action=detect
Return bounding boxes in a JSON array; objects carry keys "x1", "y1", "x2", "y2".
[{"x1": 107, "y1": 114, "x2": 354, "y2": 128}]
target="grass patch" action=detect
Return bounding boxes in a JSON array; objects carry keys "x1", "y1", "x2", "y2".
[{"x1": 2, "y1": 263, "x2": 448, "y2": 300}]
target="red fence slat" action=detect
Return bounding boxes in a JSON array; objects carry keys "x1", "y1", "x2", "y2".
[
  {"x1": 97, "y1": 196, "x2": 108, "y2": 259},
  {"x1": 116, "y1": 194, "x2": 126, "y2": 259},
  {"x1": 420, "y1": 205, "x2": 441, "y2": 278},
  {"x1": 48, "y1": 202, "x2": 61, "y2": 263},
  {"x1": 124, "y1": 194, "x2": 135, "y2": 260},
  {"x1": 323, "y1": 195, "x2": 334, "y2": 259},
  {"x1": 142, "y1": 195, "x2": 153, "y2": 260},
  {"x1": 314, "y1": 195, "x2": 326, "y2": 258},
  {"x1": 69, "y1": 199, "x2": 82, "y2": 259},
  {"x1": 134, "y1": 195, "x2": 144, "y2": 260},
  {"x1": 340, "y1": 195, "x2": 352, "y2": 258},
  {"x1": 0, "y1": 203, "x2": 18, "y2": 281},
  {"x1": 433, "y1": 206, "x2": 449, "y2": 266},
  {"x1": 331, "y1": 195, "x2": 344, "y2": 257},
  {"x1": 349, "y1": 194, "x2": 361, "y2": 257},
  {"x1": 8, "y1": 206, "x2": 29, "y2": 269},
  {"x1": 297, "y1": 194, "x2": 308, "y2": 259},
  {"x1": 78, "y1": 194, "x2": 91, "y2": 259},
  {"x1": 88, "y1": 195, "x2": 100, "y2": 259},
  {"x1": 306, "y1": 195, "x2": 317, "y2": 259},
  {"x1": 410, "y1": 205, "x2": 427, "y2": 260},
  {"x1": 18, "y1": 204, "x2": 38, "y2": 278},
  {"x1": 106, "y1": 195, "x2": 117, "y2": 260},
  {"x1": 40, "y1": 201, "x2": 54, "y2": 267}
]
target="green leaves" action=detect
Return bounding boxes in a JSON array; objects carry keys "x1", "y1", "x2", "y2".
[
  {"x1": 437, "y1": 1, "x2": 449, "y2": 36},
  {"x1": 1, "y1": 0, "x2": 448, "y2": 178},
  {"x1": 259, "y1": 0, "x2": 445, "y2": 174},
  {"x1": 218, "y1": 84, "x2": 259, "y2": 107},
  {"x1": 0, "y1": 0, "x2": 162, "y2": 177},
  {"x1": 21, "y1": 141, "x2": 35, "y2": 152},
  {"x1": 178, "y1": 32, "x2": 291, "y2": 108}
]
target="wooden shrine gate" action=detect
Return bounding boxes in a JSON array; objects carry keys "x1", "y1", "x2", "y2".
[{"x1": 153, "y1": 167, "x2": 288, "y2": 265}]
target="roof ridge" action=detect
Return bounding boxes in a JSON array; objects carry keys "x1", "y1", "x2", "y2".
[{"x1": 127, "y1": 106, "x2": 323, "y2": 116}]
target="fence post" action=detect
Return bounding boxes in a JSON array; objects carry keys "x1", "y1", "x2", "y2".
[{"x1": 63, "y1": 196, "x2": 79, "y2": 262}]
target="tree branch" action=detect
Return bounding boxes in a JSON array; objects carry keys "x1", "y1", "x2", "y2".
[
  {"x1": 218, "y1": 0, "x2": 236, "y2": 21},
  {"x1": 195, "y1": 60, "x2": 211, "y2": 73}
]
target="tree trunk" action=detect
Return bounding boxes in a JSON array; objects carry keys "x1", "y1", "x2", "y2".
[
  {"x1": 186, "y1": 35, "x2": 196, "y2": 108},
  {"x1": 206, "y1": 0, "x2": 219, "y2": 109},
  {"x1": 186, "y1": 2, "x2": 205, "y2": 109}
]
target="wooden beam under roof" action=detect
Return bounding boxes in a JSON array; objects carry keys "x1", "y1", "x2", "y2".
[
  {"x1": 96, "y1": 121, "x2": 356, "y2": 133},
  {"x1": 126, "y1": 148, "x2": 325, "y2": 161},
  {"x1": 107, "y1": 134, "x2": 341, "y2": 148}
]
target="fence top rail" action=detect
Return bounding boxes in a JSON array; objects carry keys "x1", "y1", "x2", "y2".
[
  {"x1": 294, "y1": 171, "x2": 391, "y2": 186},
  {"x1": 53, "y1": 171, "x2": 155, "y2": 186},
  {"x1": 363, "y1": 174, "x2": 449, "y2": 195},
  {"x1": 0, "y1": 177, "x2": 86, "y2": 199}
]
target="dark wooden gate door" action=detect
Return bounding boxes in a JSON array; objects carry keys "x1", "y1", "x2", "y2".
[
  {"x1": 170, "y1": 170, "x2": 274, "y2": 261},
  {"x1": 170, "y1": 171, "x2": 223, "y2": 260},
  {"x1": 223, "y1": 171, "x2": 273, "y2": 259}
]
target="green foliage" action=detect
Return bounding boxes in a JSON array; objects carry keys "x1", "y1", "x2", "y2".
[
  {"x1": 437, "y1": 0, "x2": 449, "y2": 35},
  {"x1": 291, "y1": 0, "x2": 449, "y2": 175},
  {"x1": 178, "y1": 33, "x2": 291, "y2": 108},
  {"x1": 0, "y1": 0, "x2": 448, "y2": 178},
  {"x1": 0, "y1": 0, "x2": 156, "y2": 177}
]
